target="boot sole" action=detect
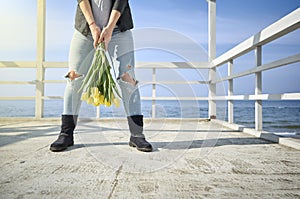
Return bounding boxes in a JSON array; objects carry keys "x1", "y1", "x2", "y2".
[
  {"x1": 129, "y1": 141, "x2": 152, "y2": 152},
  {"x1": 50, "y1": 143, "x2": 74, "y2": 152}
]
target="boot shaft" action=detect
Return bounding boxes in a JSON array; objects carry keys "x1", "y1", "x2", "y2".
[
  {"x1": 127, "y1": 115, "x2": 145, "y2": 138},
  {"x1": 61, "y1": 115, "x2": 77, "y2": 136}
]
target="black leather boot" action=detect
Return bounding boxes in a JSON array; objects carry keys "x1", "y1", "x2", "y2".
[
  {"x1": 127, "y1": 115, "x2": 152, "y2": 152},
  {"x1": 50, "y1": 115, "x2": 77, "y2": 152}
]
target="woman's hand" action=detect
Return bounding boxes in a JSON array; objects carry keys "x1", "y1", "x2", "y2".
[
  {"x1": 90, "y1": 23, "x2": 102, "y2": 49},
  {"x1": 99, "y1": 10, "x2": 121, "y2": 50},
  {"x1": 99, "y1": 26, "x2": 113, "y2": 50}
]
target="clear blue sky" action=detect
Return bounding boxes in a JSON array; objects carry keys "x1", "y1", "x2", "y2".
[{"x1": 0, "y1": 0, "x2": 299, "y2": 98}]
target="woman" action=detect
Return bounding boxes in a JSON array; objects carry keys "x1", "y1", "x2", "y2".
[{"x1": 50, "y1": 0, "x2": 152, "y2": 152}]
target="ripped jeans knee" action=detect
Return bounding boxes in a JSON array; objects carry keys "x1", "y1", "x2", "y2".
[
  {"x1": 117, "y1": 68, "x2": 142, "y2": 116},
  {"x1": 65, "y1": 70, "x2": 83, "y2": 81},
  {"x1": 63, "y1": 70, "x2": 85, "y2": 115}
]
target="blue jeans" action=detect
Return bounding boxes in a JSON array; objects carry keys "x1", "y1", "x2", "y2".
[{"x1": 63, "y1": 29, "x2": 142, "y2": 116}]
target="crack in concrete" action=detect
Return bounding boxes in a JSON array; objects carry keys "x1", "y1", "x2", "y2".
[
  {"x1": 107, "y1": 165, "x2": 123, "y2": 199},
  {"x1": 51, "y1": 165, "x2": 64, "y2": 174}
]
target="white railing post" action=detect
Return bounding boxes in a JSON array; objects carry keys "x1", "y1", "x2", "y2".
[
  {"x1": 255, "y1": 46, "x2": 263, "y2": 131},
  {"x1": 96, "y1": 106, "x2": 100, "y2": 119},
  {"x1": 152, "y1": 68, "x2": 156, "y2": 118},
  {"x1": 208, "y1": 0, "x2": 217, "y2": 119},
  {"x1": 35, "y1": 0, "x2": 46, "y2": 119},
  {"x1": 228, "y1": 60, "x2": 234, "y2": 123}
]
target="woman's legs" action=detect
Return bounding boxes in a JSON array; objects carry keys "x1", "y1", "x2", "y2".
[
  {"x1": 63, "y1": 30, "x2": 95, "y2": 115},
  {"x1": 50, "y1": 31, "x2": 94, "y2": 152},
  {"x1": 108, "y1": 29, "x2": 142, "y2": 117},
  {"x1": 51, "y1": 29, "x2": 151, "y2": 152},
  {"x1": 108, "y1": 30, "x2": 152, "y2": 152}
]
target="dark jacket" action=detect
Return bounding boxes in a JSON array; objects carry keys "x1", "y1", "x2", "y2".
[{"x1": 75, "y1": 0, "x2": 134, "y2": 36}]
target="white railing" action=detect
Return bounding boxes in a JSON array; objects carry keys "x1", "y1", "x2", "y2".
[
  {"x1": 0, "y1": 61, "x2": 210, "y2": 120},
  {"x1": 0, "y1": 1, "x2": 299, "y2": 134},
  {"x1": 1, "y1": 52, "x2": 299, "y2": 123},
  {"x1": 209, "y1": 7, "x2": 300, "y2": 131}
]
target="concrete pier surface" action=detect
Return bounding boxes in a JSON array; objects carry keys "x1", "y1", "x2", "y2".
[{"x1": 0, "y1": 119, "x2": 299, "y2": 198}]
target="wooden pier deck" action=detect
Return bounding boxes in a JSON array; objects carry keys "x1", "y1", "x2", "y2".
[{"x1": 0, "y1": 119, "x2": 299, "y2": 198}]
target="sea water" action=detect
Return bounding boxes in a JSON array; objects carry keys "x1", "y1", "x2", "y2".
[{"x1": 0, "y1": 100, "x2": 299, "y2": 134}]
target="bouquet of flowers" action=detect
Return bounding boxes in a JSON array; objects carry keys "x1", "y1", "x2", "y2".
[{"x1": 80, "y1": 42, "x2": 121, "y2": 107}]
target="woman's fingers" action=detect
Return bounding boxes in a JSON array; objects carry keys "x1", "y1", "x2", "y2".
[
  {"x1": 99, "y1": 27, "x2": 112, "y2": 50},
  {"x1": 90, "y1": 24, "x2": 102, "y2": 48}
]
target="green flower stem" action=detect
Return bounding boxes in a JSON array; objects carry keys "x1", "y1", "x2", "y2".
[{"x1": 80, "y1": 42, "x2": 121, "y2": 107}]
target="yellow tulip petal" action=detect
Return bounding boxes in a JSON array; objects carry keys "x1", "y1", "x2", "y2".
[
  {"x1": 99, "y1": 95, "x2": 105, "y2": 104},
  {"x1": 91, "y1": 87, "x2": 99, "y2": 97},
  {"x1": 113, "y1": 98, "x2": 120, "y2": 107},
  {"x1": 93, "y1": 101, "x2": 100, "y2": 106},
  {"x1": 81, "y1": 92, "x2": 89, "y2": 101},
  {"x1": 104, "y1": 99, "x2": 111, "y2": 107},
  {"x1": 94, "y1": 96, "x2": 101, "y2": 104},
  {"x1": 87, "y1": 97, "x2": 94, "y2": 105}
]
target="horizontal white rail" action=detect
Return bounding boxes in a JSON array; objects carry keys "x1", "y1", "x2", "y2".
[
  {"x1": 0, "y1": 61, "x2": 210, "y2": 69},
  {"x1": 0, "y1": 81, "x2": 36, "y2": 85},
  {"x1": 43, "y1": 80, "x2": 66, "y2": 84},
  {"x1": 0, "y1": 61, "x2": 36, "y2": 68},
  {"x1": 0, "y1": 80, "x2": 208, "y2": 85},
  {"x1": 0, "y1": 96, "x2": 209, "y2": 101},
  {"x1": 140, "y1": 81, "x2": 209, "y2": 85},
  {"x1": 212, "y1": 93, "x2": 300, "y2": 100},
  {"x1": 0, "y1": 97, "x2": 35, "y2": 100},
  {"x1": 212, "y1": 8, "x2": 300, "y2": 68},
  {"x1": 2, "y1": 93, "x2": 299, "y2": 101},
  {"x1": 213, "y1": 53, "x2": 300, "y2": 84},
  {"x1": 136, "y1": 62, "x2": 211, "y2": 69},
  {"x1": 141, "y1": 97, "x2": 208, "y2": 101},
  {"x1": 38, "y1": 62, "x2": 211, "y2": 69}
]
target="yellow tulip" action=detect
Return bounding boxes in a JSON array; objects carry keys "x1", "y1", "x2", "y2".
[
  {"x1": 94, "y1": 93, "x2": 100, "y2": 100},
  {"x1": 104, "y1": 99, "x2": 111, "y2": 107},
  {"x1": 91, "y1": 87, "x2": 99, "y2": 97},
  {"x1": 94, "y1": 95, "x2": 101, "y2": 104},
  {"x1": 79, "y1": 42, "x2": 121, "y2": 108},
  {"x1": 87, "y1": 97, "x2": 94, "y2": 105},
  {"x1": 93, "y1": 101, "x2": 100, "y2": 106},
  {"x1": 113, "y1": 98, "x2": 120, "y2": 107},
  {"x1": 99, "y1": 95, "x2": 105, "y2": 104},
  {"x1": 81, "y1": 92, "x2": 89, "y2": 101}
]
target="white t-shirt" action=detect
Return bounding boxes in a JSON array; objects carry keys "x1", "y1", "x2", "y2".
[{"x1": 91, "y1": 0, "x2": 112, "y2": 29}]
